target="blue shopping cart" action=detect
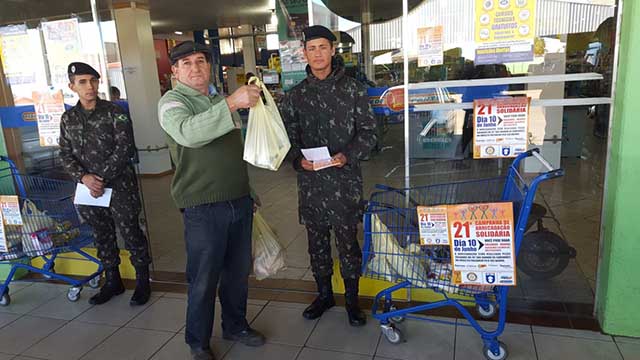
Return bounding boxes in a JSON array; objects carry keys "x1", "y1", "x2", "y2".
[
  {"x1": 362, "y1": 149, "x2": 564, "y2": 360},
  {"x1": 0, "y1": 156, "x2": 103, "y2": 306}
]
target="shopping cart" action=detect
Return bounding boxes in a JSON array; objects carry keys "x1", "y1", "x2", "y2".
[
  {"x1": 362, "y1": 149, "x2": 563, "y2": 360},
  {"x1": 0, "y1": 156, "x2": 103, "y2": 306}
]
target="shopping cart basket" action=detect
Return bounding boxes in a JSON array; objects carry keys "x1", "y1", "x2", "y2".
[
  {"x1": 0, "y1": 156, "x2": 103, "y2": 306},
  {"x1": 362, "y1": 149, "x2": 564, "y2": 360}
]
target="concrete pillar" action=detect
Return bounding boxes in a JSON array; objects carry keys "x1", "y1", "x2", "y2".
[
  {"x1": 207, "y1": 28, "x2": 224, "y2": 88},
  {"x1": 113, "y1": 1, "x2": 171, "y2": 175},
  {"x1": 241, "y1": 25, "x2": 257, "y2": 76},
  {"x1": 595, "y1": 0, "x2": 640, "y2": 337}
]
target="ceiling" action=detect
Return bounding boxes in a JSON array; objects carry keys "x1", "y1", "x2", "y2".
[
  {"x1": 319, "y1": 0, "x2": 422, "y2": 23},
  {"x1": 0, "y1": 0, "x2": 272, "y2": 33},
  {"x1": 149, "y1": 0, "x2": 272, "y2": 33},
  {"x1": 0, "y1": 0, "x2": 417, "y2": 34}
]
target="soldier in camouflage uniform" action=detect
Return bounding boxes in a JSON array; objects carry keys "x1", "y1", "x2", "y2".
[
  {"x1": 280, "y1": 26, "x2": 377, "y2": 326},
  {"x1": 59, "y1": 62, "x2": 151, "y2": 306}
]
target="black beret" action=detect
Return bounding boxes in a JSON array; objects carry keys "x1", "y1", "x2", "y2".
[
  {"x1": 170, "y1": 41, "x2": 211, "y2": 64},
  {"x1": 302, "y1": 25, "x2": 337, "y2": 43},
  {"x1": 68, "y1": 62, "x2": 100, "y2": 80}
]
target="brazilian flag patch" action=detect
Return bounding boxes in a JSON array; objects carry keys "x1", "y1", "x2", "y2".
[{"x1": 115, "y1": 114, "x2": 129, "y2": 123}]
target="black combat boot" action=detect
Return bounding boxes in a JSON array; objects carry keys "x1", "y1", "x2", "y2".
[
  {"x1": 302, "y1": 276, "x2": 336, "y2": 319},
  {"x1": 344, "y1": 278, "x2": 366, "y2": 326},
  {"x1": 89, "y1": 268, "x2": 125, "y2": 305},
  {"x1": 130, "y1": 266, "x2": 151, "y2": 306}
]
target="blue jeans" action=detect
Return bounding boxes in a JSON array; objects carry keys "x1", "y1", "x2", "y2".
[{"x1": 183, "y1": 196, "x2": 253, "y2": 351}]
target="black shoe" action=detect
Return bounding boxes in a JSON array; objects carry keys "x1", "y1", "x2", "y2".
[
  {"x1": 222, "y1": 328, "x2": 265, "y2": 347},
  {"x1": 345, "y1": 278, "x2": 366, "y2": 327},
  {"x1": 346, "y1": 305, "x2": 367, "y2": 326},
  {"x1": 130, "y1": 266, "x2": 151, "y2": 306},
  {"x1": 89, "y1": 268, "x2": 125, "y2": 305},
  {"x1": 190, "y1": 348, "x2": 215, "y2": 360},
  {"x1": 303, "y1": 296, "x2": 336, "y2": 320},
  {"x1": 302, "y1": 275, "x2": 335, "y2": 320}
]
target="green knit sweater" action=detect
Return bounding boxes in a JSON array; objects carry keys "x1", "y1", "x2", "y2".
[{"x1": 158, "y1": 82, "x2": 250, "y2": 208}]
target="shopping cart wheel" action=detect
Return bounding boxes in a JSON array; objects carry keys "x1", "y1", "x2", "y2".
[
  {"x1": 88, "y1": 276, "x2": 101, "y2": 289},
  {"x1": 476, "y1": 303, "x2": 497, "y2": 319},
  {"x1": 517, "y1": 230, "x2": 572, "y2": 280},
  {"x1": 0, "y1": 293, "x2": 10, "y2": 306},
  {"x1": 67, "y1": 287, "x2": 82, "y2": 302},
  {"x1": 483, "y1": 341, "x2": 508, "y2": 360},
  {"x1": 389, "y1": 305, "x2": 405, "y2": 323},
  {"x1": 381, "y1": 324, "x2": 404, "y2": 344}
]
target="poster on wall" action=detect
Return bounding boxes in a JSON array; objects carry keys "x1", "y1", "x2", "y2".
[
  {"x1": 41, "y1": 18, "x2": 81, "y2": 88},
  {"x1": 32, "y1": 89, "x2": 65, "y2": 147},
  {"x1": 473, "y1": 97, "x2": 530, "y2": 159},
  {"x1": 0, "y1": 24, "x2": 37, "y2": 86},
  {"x1": 417, "y1": 26, "x2": 444, "y2": 67},
  {"x1": 277, "y1": 0, "x2": 309, "y2": 91},
  {"x1": 449, "y1": 202, "x2": 516, "y2": 286},
  {"x1": 474, "y1": 0, "x2": 536, "y2": 65}
]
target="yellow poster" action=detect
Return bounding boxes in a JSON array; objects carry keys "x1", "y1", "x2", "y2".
[
  {"x1": 475, "y1": 0, "x2": 536, "y2": 65},
  {"x1": 448, "y1": 202, "x2": 516, "y2": 286},
  {"x1": 0, "y1": 24, "x2": 37, "y2": 86},
  {"x1": 33, "y1": 89, "x2": 65, "y2": 147}
]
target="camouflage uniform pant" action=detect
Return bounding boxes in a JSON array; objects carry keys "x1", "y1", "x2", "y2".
[
  {"x1": 306, "y1": 224, "x2": 362, "y2": 280},
  {"x1": 78, "y1": 189, "x2": 151, "y2": 270}
]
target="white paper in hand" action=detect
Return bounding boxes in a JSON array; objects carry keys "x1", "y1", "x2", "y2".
[
  {"x1": 74, "y1": 184, "x2": 113, "y2": 207},
  {"x1": 301, "y1": 146, "x2": 331, "y2": 162}
]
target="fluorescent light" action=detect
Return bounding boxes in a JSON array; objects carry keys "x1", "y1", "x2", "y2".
[
  {"x1": 271, "y1": 10, "x2": 278, "y2": 25},
  {"x1": 174, "y1": 31, "x2": 183, "y2": 35}
]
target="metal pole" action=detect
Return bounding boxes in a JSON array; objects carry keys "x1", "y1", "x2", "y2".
[
  {"x1": 90, "y1": 0, "x2": 111, "y2": 100},
  {"x1": 402, "y1": 0, "x2": 412, "y2": 303},
  {"x1": 361, "y1": 0, "x2": 374, "y2": 82}
]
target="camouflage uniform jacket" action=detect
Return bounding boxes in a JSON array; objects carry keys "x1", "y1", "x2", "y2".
[
  {"x1": 59, "y1": 99, "x2": 138, "y2": 192},
  {"x1": 281, "y1": 59, "x2": 377, "y2": 226}
]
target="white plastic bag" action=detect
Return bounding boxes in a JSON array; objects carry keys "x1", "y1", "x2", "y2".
[
  {"x1": 243, "y1": 77, "x2": 291, "y2": 171},
  {"x1": 21, "y1": 200, "x2": 55, "y2": 255},
  {"x1": 252, "y1": 212, "x2": 285, "y2": 280},
  {"x1": 369, "y1": 214, "x2": 429, "y2": 287}
]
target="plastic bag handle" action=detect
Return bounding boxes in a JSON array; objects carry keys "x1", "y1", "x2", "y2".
[{"x1": 248, "y1": 76, "x2": 261, "y2": 87}]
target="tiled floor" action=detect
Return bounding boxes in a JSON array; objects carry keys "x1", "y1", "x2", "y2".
[
  {"x1": 0, "y1": 282, "x2": 636, "y2": 360},
  {"x1": 138, "y1": 123, "x2": 606, "y2": 305}
]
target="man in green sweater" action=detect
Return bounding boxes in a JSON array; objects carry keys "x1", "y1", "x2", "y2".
[{"x1": 158, "y1": 41, "x2": 265, "y2": 360}]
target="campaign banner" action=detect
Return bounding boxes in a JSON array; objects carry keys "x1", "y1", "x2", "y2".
[
  {"x1": 418, "y1": 26, "x2": 444, "y2": 67},
  {"x1": 449, "y1": 202, "x2": 516, "y2": 286},
  {"x1": 417, "y1": 206, "x2": 450, "y2": 245},
  {"x1": 473, "y1": 97, "x2": 530, "y2": 159},
  {"x1": 33, "y1": 89, "x2": 65, "y2": 147},
  {"x1": 0, "y1": 196, "x2": 22, "y2": 226}
]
